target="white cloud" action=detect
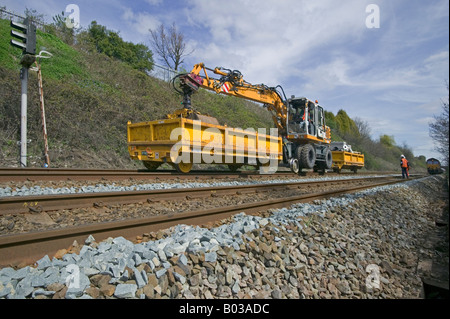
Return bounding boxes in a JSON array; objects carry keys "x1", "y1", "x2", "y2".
[
  {"x1": 184, "y1": 0, "x2": 370, "y2": 85},
  {"x1": 299, "y1": 48, "x2": 448, "y2": 106},
  {"x1": 415, "y1": 116, "x2": 435, "y2": 126},
  {"x1": 423, "y1": 50, "x2": 450, "y2": 77},
  {"x1": 121, "y1": 7, "x2": 134, "y2": 21},
  {"x1": 145, "y1": 0, "x2": 163, "y2": 5},
  {"x1": 120, "y1": 8, "x2": 161, "y2": 43}
]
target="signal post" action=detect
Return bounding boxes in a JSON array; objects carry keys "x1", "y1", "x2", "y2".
[{"x1": 10, "y1": 18, "x2": 37, "y2": 167}]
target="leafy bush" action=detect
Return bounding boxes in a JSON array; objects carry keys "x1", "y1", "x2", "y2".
[{"x1": 80, "y1": 21, "x2": 154, "y2": 73}]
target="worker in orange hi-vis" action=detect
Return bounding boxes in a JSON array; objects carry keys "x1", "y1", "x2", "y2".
[{"x1": 400, "y1": 155, "x2": 409, "y2": 179}]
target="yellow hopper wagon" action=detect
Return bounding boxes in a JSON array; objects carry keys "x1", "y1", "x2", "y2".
[
  {"x1": 127, "y1": 110, "x2": 282, "y2": 174},
  {"x1": 330, "y1": 142, "x2": 364, "y2": 173}
]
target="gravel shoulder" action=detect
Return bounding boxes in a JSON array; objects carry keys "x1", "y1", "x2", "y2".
[{"x1": 0, "y1": 175, "x2": 448, "y2": 300}]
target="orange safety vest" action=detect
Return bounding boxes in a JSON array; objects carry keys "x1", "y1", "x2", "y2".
[{"x1": 401, "y1": 158, "x2": 408, "y2": 168}]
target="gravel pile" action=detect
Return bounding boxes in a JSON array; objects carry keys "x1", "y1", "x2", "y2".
[{"x1": 0, "y1": 175, "x2": 447, "y2": 299}]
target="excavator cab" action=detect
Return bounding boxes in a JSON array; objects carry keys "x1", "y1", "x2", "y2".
[
  {"x1": 289, "y1": 97, "x2": 307, "y2": 133},
  {"x1": 287, "y1": 97, "x2": 328, "y2": 142},
  {"x1": 285, "y1": 97, "x2": 332, "y2": 173},
  {"x1": 288, "y1": 97, "x2": 315, "y2": 136}
]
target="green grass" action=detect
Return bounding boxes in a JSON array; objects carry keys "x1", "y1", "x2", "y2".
[
  {"x1": 0, "y1": 19, "x2": 22, "y2": 69},
  {"x1": 0, "y1": 19, "x2": 89, "y2": 80},
  {"x1": 36, "y1": 31, "x2": 89, "y2": 80}
]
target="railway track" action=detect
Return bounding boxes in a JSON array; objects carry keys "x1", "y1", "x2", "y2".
[
  {"x1": 0, "y1": 176, "x2": 389, "y2": 215},
  {"x1": 0, "y1": 167, "x2": 395, "y2": 182},
  {"x1": 0, "y1": 175, "x2": 417, "y2": 267}
]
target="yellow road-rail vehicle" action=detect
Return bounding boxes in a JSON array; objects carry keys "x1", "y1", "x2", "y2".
[{"x1": 127, "y1": 63, "x2": 364, "y2": 174}]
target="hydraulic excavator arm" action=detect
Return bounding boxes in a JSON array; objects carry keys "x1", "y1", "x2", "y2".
[{"x1": 174, "y1": 63, "x2": 289, "y2": 134}]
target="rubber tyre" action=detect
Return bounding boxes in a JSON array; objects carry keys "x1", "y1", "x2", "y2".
[
  {"x1": 300, "y1": 144, "x2": 316, "y2": 169},
  {"x1": 324, "y1": 148, "x2": 333, "y2": 169}
]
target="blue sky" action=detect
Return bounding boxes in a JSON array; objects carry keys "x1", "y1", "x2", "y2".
[{"x1": 2, "y1": 0, "x2": 449, "y2": 161}]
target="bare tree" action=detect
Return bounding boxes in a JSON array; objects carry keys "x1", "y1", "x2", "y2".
[
  {"x1": 25, "y1": 7, "x2": 45, "y2": 25},
  {"x1": 429, "y1": 83, "x2": 449, "y2": 166},
  {"x1": 149, "y1": 22, "x2": 193, "y2": 71},
  {"x1": 353, "y1": 117, "x2": 372, "y2": 141}
]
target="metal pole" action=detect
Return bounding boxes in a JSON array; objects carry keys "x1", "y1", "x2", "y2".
[{"x1": 20, "y1": 67, "x2": 28, "y2": 167}]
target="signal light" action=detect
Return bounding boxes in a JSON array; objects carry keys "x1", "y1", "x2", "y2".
[{"x1": 10, "y1": 18, "x2": 36, "y2": 55}]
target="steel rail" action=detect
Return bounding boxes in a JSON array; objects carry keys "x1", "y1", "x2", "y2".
[{"x1": 0, "y1": 176, "x2": 414, "y2": 267}]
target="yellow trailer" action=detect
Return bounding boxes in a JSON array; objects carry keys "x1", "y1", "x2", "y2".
[
  {"x1": 127, "y1": 117, "x2": 282, "y2": 173},
  {"x1": 331, "y1": 151, "x2": 365, "y2": 173}
]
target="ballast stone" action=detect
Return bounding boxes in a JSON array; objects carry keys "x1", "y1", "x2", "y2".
[
  {"x1": 205, "y1": 252, "x2": 217, "y2": 263},
  {"x1": 134, "y1": 268, "x2": 147, "y2": 288},
  {"x1": 36, "y1": 255, "x2": 52, "y2": 270},
  {"x1": 155, "y1": 268, "x2": 167, "y2": 278},
  {"x1": 114, "y1": 283, "x2": 137, "y2": 298}
]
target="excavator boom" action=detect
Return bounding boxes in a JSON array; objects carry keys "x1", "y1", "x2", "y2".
[{"x1": 178, "y1": 63, "x2": 288, "y2": 133}]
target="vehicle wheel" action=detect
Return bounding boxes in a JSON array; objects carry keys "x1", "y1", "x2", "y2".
[
  {"x1": 173, "y1": 162, "x2": 193, "y2": 174},
  {"x1": 324, "y1": 148, "x2": 332, "y2": 169},
  {"x1": 289, "y1": 158, "x2": 299, "y2": 174},
  {"x1": 300, "y1": 144, "x2": 316, "y2": 169},
  {"x1": 294, "y1": 146, "x2": 303, "y2": 175},
  {"x1": 143, "y1": 161, "x2": 161, "y2": 171}
]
